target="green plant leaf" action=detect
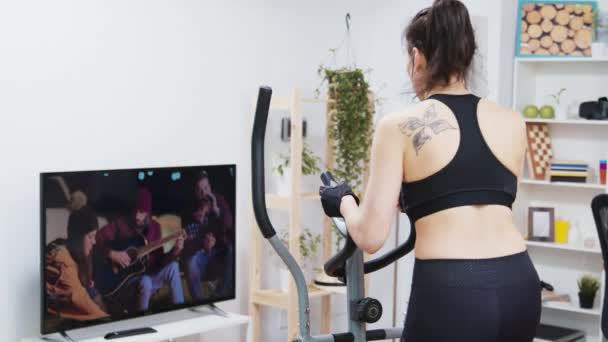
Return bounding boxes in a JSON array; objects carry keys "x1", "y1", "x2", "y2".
[
  {"x1": 272, "y1": 143, "x2": 322, "y2": 176},
  {"x1": 578, "y1": 275, "x2": 600, "y2": 296},
  {"x1": 321, "y1": 67, "x2": 374, "y2": 195}
]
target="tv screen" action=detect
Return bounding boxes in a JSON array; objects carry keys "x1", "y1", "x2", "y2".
[{"x1": 40, "y1": 165, "x2": 236, "y2": 335}]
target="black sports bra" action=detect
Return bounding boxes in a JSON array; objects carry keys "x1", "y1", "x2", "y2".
[{"x1": 399, "y1": 93, "x2": 517, "y2": 223}]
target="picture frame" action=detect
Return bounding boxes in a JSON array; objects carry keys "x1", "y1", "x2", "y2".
[
  {"x1": 515, "y1": 0, "x2": 598, "y2": 58},
  {"x1": 528, "y1": 207, "x2": 556, "y2": 241}
]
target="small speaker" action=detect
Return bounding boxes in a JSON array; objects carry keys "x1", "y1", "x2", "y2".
[
  {"x1": 280, "y1": 117, "x2": 307, "y2": 141},
  {"x1": 579, "y1": 97, "x2": 608, "y2": 120}
]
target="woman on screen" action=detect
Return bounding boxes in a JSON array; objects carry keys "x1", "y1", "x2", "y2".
[{"x1": 45, "y1": 206, "x2": 108, "y2": 320}]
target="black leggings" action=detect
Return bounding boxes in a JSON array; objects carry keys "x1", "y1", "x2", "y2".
[{"x1": 401, "y1": 251, "x2": 541, "y2": 342}]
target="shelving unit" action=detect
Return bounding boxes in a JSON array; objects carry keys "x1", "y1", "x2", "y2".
[
  {"x1": 525, "y1": 240, "x2": 601, "y2": 254},
  {"x1": 542, "y1": 301, "x2": 602, "y2": 316},
  {"x1": 521, "y1": 178, "x2": 607, "y2": 191},
  {"x1": 248, "y1": 89, "x2": 371, "y2": 342},
  {"x1": 516, "y1": 56, "x2": 608, "y2": 63},
  {"x1": 513, "y1": 57, "x2": 608, "y2": 342},
  {"x1": 524, "y1": 118, "x2": 608, "y2": 126}
]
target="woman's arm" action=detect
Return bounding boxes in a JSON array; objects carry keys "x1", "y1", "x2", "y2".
[{"x1": 339, "y1": 114, "x2": 405, "y2": 254}]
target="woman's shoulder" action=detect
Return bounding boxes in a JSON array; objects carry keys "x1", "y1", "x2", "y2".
[
  {"x1": 477, "y1": 98, "x2": 526, "y2": 134},
  {"x1": 378, "y1": 98, "x2": 524, "y2": 128},
  {"x1": 477, "y1": 98, "x2": 521, "y2": 118},
  {"x1": 380, "y1": 101, "x2": 430, "y2": 124}
]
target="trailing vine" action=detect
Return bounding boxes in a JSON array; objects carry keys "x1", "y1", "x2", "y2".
[{"x1": 320, "y1": 67, "x2": 374, "y2": 195}]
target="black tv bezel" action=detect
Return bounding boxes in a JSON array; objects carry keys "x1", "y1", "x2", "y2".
[{"x1": 40, "y1": 164, "x2": 237, "y2": 336}]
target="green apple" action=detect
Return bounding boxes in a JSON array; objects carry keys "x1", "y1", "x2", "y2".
[
  {"x1": 523, "y1": 105, "x2": 539, "y2": 118},
  {"x1": 539, "y1": 105, "x2": 555, "y2": 119}
]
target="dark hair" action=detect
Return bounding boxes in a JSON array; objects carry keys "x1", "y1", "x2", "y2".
[
  {"x1": 66, "y1": 206, "x2": 98, "y2": 287},
  {"x1": 403, "y1": 0, "x2": 476, "y2": 96},
  {"x1": 195, "y1": 170, "x2": 209, "y2": 182}
]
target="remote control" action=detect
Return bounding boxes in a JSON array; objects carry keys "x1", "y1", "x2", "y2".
[{"x1": 104, "y1": 327, "x2": 157, "y2": 339}]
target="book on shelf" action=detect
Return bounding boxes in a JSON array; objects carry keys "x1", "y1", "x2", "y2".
[
  {"x1": 549, "y1": 171, "x2": 588, "y2": 177},
  {"x1": 541, "y1": 290, "x2": 570, "y2": 303},
  {"x1": 549, "y1": 160, "x2": 589, "y2": 183},
  {"x1": 550, "y1": 161, "x2": 589, "y2": 170},
  {"x1": 535, "y1": 323, "x2": 585, "y2": 342},
  {"x1": 550, "y1": 176, "x2": 587, "y2": 183}
]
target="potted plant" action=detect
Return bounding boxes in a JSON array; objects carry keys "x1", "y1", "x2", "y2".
[
  {"x1": 541, "y1": 88, "x2": 566, "y2": 120},
  {"x1": 274, "y1": 228, "x2": 322, "y2": 290},
  {"x1": 577, "y1": 274, "x2": 600, "y2": 309},
  {"x1": 272, "y1": 142, "x2": 322, "y2": 196}
]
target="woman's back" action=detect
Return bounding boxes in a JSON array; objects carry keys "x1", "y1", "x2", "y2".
[{"x1": 397, "y1": 94, "x2": 528, "y2": 259}]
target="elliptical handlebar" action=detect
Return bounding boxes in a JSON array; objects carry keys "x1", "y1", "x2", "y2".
[
  {"x1": 252, "y1": 86, "x2": 315, "y2": 340},
  {"x1": 319, "y1": 171, "x2": 358, "y2": 277},
  {"x1": 320, "y1": 171, "x2": 416, "y2": 278},
  {"x1": 251, "y1": 86, "x2": 276, "y2": 239},
  {"x1": 324, "y1": 228, "x2": 359, "y2": 278},
  {"x1": 252, "y1": 86, "x2": 407, "y2": 341},
  {"x1": 320, "y1": 171, "x2": 336, "y2": 187}
]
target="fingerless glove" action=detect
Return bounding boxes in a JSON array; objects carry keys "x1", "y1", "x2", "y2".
[{"x1": 319, "y1": 183, "x2": 360, "y2": 218}]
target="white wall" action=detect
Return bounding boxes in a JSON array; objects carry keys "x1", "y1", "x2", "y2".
[
  {"x1": 0, "y1": 0, "x2": 519, "y2": 341},
  {"x1": 0, "y1": 1, "x2": 264, "y2": 340}
]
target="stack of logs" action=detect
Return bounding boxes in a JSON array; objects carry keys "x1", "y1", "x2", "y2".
[{"x1": 520, "y1": 3, "x2": 594, "y2": 56}]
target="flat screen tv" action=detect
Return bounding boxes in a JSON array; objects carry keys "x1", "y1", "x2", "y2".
[{"x1": 40, "y1": 165, "x2": 236, "y2": 335}]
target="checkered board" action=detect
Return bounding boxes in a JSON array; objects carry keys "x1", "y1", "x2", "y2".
[{"x1": 526, "y1": 123, "x2": 553, "y2": 180}]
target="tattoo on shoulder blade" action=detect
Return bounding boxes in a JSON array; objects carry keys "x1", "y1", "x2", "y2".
[{"x1": 398, "y1": 104, "x2": 456, "y2": 155}]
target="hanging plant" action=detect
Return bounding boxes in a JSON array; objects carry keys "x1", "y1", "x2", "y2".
[
  {"x1": 319, "y1": 67, "x2": 374, "y2": 195},
  {"x1": 316, "y1": 66, "x2": 374, "y2": 252},
  {"x1": 314, "y1": 14, "x2": 375, "y2": 253}
]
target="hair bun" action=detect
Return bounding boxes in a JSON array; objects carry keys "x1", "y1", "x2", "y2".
[
  {"x1": 403, "y1": 0, "x2": 476, "y2": 96},
  {"x1": 432, "y1": 0, "x2": 459, "y2": 7}
]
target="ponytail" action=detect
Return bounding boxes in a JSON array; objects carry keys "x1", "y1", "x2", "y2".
[{"x1": 404, "y1": 0, "x2": 476, "y2": 95}]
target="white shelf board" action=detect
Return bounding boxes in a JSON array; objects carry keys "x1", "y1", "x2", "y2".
[
  {"x1": 524, "y1": 118, "x2": 608, "y2": 126},
  {"x1": 542, "y1": 300, "x2": 601, "y2": 316},
  {"x1": 526, "y1": 240, "x2": 601, "y2": 254},
  {"x1": 516, "y1": 57, "x2": 608, "y2": 63},
  {"x1": 520, "y1": 179, "x2": 606, "y2": 191},
  {"x1": 24, "y1": 311, "x2": 250, "y2": 342}
]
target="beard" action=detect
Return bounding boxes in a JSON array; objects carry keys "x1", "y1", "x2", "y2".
[{"x1": 135, "y1": 215, "x2": 150, "y2": 231}]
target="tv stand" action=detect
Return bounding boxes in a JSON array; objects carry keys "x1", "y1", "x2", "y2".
[
  {"x1": 188, "y1": 303, "x2": 229, "y2": 317},
  {"x1": 59, "y1": 331, "x2": 77, "y2": 342},
  {"x1": 26, "y1": 310, "x2": 250, "y2": 342}
]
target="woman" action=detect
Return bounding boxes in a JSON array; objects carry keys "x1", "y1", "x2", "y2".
[
  {"x1": 46, "y1": 206, "x2": 108, "y2": 320},
  {"x1": 319, "y1": 1, "x2": 540, "y2": 341}
]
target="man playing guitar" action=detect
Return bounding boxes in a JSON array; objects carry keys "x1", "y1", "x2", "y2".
[{"x1": 95, "y1": 188, "x2": 185, "y2": 313}]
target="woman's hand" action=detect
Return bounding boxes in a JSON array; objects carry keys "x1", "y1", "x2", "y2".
[
  {"x1": 340, "y1": 195, "x2": 359, "y2": 215},
  {"x1": 319, "y1": 182, "x2": 359, "y2": 218}
]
